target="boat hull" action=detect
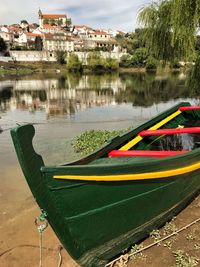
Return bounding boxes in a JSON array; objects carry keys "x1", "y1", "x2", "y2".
[{"x1": 10, "y1": 102, "x2": 200, "y2": 266}]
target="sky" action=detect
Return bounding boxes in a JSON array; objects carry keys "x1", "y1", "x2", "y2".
[{"x1": 0, "y1": 0, "x2": 151, "y2": 32}]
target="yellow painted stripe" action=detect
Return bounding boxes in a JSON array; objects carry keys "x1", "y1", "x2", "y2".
[
  {"x1": 54, "y1": 160, "x2": 200, "y2": 181},
  {"x1": 119, "y1": 110, "x2": 182, "y2": 151}
]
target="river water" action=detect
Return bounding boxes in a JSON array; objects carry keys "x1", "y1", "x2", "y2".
[{"x1": 0, "y1": 71, "x2": 199, "y2": 225}]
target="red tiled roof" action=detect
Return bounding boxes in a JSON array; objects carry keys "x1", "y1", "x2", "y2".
[
  {"x1": 42, "y1": 14, "x2": 66, "y2": 19},
  {"x1": 25, "y1": 32, "x2": 43, "y2": 37},
  {"x1": 43, "y1": 24, "x2": 61, "y2": 29}
]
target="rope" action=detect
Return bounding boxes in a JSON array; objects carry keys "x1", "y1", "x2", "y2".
[
  {"x1": 57, "y1": 245, "x2": 63, "y2": 267},
  {"x1": 105, "y1": 217, "x2": 200, "y2": 267},
  {"x1": 39, "y1": 231, "x2": 43, "y2": 267},
  {"x1": 35, "y1": 213, "x2": 48, "y2": 267}
]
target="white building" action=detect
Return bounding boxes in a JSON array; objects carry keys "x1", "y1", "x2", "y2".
[
  {"x1": 38, "y1": 9, "x2": 70, "y2": 28},
  {"x1": 18, "y1": 32, "x2": 43, "y2": 45},
  {"x1": 43, "y1": 33, "x2": 74, "y2": 52},
  {"x1": 0, "y1": 31, "x2": 14, "y2": 43}
]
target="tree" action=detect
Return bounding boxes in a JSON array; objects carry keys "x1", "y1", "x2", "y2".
[
  {"x1": 67, "y1": 53, "x2": 82, "y2": 72},
  {"x1": 0, "y1": 38, "x2": 7, "y2": 52},
  {"x1": 87, "y1": 51, "x2": 104, "y2": 71},
  {"x1": 103, "y1": 58, "x2": 119, "y2": 70},
  {"x1": 35, "y1": 36, "x2": 43, "y2": 51},
  {"x1": 138, "y1": 0, "x2": 200, "y2": 88},
  {"x1": 56, "y1": 51, "x2": 67, "y2": 64},
  {"x1": 138, "y1": 0, "x2": 200, "y2": 62},
  {"x1": 21, "y1": 20, "x2": 28, "y2": 24}
]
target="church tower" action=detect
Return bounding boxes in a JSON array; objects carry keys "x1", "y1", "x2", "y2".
[{"x1": 38, "y1": 8, "x2": 43, "y2": 27}]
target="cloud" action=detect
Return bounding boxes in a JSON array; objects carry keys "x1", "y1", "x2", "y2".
[{"x1": 0, "y1": 0, "x2": 150, "y2": 31}]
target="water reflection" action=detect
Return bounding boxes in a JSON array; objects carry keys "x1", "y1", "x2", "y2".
[
  {"x1": 116, "y1": 72, "x2": 191, "y2": 106},
  {"x1": 0, "y1": 72, "x2": 199, "y2": 119}
]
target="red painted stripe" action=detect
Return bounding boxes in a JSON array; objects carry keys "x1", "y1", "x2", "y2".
[
  {"x1": 108, "y1": 150, "x2": 188, "y2": 158},
  {"x1": 179, "y1": 106, "x2": 200, "y2": 111},
  {"x1": 139, "y1": 127, "x2": 200, "y2": 136}
]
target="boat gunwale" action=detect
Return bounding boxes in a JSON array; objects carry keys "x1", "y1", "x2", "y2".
[{"x1": 65, "y1": 101, "x2": 191, "y2": 166}]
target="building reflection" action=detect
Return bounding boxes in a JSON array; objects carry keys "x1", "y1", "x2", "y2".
[
  {"x1": 0, "y1": 74, "x2": 126, "y2": 117},
  {"x1": 0, "y1": 72, "x2": 196, "y2": 118}
]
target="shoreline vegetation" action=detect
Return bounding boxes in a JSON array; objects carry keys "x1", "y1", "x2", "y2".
[{"x1": 0, "y1": 61, "x2": 184, "y2": 79}]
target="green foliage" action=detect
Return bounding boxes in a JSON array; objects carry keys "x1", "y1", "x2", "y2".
[
  {"x1": 170, "y1": 59, "x2": 181, "y2": 69},
  {"x1": 115, "y1": 29, "x2": 145, "y2": 54},
  {"x1": 120, "y1": 54, "x2": 132, "y2": 68},
  {"x1": 72, "y1": 129, "x2": 124, "y2": 154},
  {"x1": 104, "y1": 57, "x2": 119, "y2": 70},
  {"x1": 172, "y1": 250, "x2": 199, "y2": 267},
  {"x1": 87, "y1": 51, "x2": 104, "y2": 71},
  {"x1": 120, "y1": 48, "x2": 148, "y2": 68},
  {"x1": 67, "y1": 53, "x2": 82, "y2": 72},
  {"x1": 56, "y1": 51, "x2": 67, "y2": 64},
  {"x1": 57, "y1": 19, "x2": 63, "y2": 26},
  {"x1": 49, "y1": 19, "x2": 56, "y2": 26},
  {"x1": 131, "y1": 48, "x2": 148, "y2": 67},
  {"x1": 186, "y1": 54, "x2": 200, "y2": 93},
  {"x1": 35, "y1": 36, "x2": 43, "y2": 51},
  {"x1": 87, "y1": 52, "x2": 119, "y2": 72},
  {"x1": 146, "y1": 56, "x2": 158, "y2": 70},
  {"x1": 138, "y1": 0, "x2": 200, "y2": 61},
  {"x1": 0, "y1": 37, "x2": 7, "y2": 52},
  {"x1": 43, "y1": 19, "x2": 49, "y2": 24},
  {"x1": 21, "y1": 20, "x2": 28, "y2": 24}
]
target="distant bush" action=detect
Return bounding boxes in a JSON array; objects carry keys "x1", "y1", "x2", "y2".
[
  {"x1": 146, "y1": 56, "x2": 158, "y2": 70},
  {"x1": 120, "y1": 48, "x2": 148, "y2": 68},
  {"x1": 87, "y1": 51, "x2": 104, "y2": 72},
  {"x1": 120, "y1": 54, "x2": 132, "y2": 67},
  {"x1": 67, "y1": 53, "x2": 83, "y2": 72},
  {"x1": 87, "y1": 52, "x2": 118, "y2": 72},
  {"x1": 104, "y1": 57, "x2": 119, "y2": 70}
]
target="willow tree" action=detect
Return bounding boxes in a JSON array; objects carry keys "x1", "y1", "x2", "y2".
[
  {"x1": 138, "y1": 0, "x2": 200, "y2": 91},
  {"x1": 138, "y1": 0, "x2": 200, "y2": 60}
]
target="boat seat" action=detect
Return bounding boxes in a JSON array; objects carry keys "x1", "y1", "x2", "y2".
[
  {"x1": 139, "y1": 127, "x2": 200, "y2": 136},
  {"x1": 179, "y1": 106, "x2": 200, "y2": 111},
  {"x1": 108, "y1": 150, "x2": 188, "y2": 158}
]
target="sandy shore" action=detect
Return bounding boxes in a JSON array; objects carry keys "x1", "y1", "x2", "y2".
[
  {"x1": 1, "y1": 195, "x2": 200, "y2": 267},
  {"x1": 0, "y1": 202, "x2": 78, "y2": 267}
]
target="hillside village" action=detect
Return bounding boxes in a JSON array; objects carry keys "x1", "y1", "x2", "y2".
[{"x1": 0, "y1": 9, "x2": 127, "y2": 62}]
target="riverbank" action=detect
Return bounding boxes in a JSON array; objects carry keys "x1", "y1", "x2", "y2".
[
  {"x1": 0, "y1": 62, "x2": 68, "y2": 79},
  {"x1": 0, "y1": 61, "x2": 184, "y2": 80}
]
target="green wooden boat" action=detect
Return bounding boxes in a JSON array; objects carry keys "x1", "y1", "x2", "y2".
[{"x1": 11, "y1": 102, "x2": 200, "y2": 267}]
